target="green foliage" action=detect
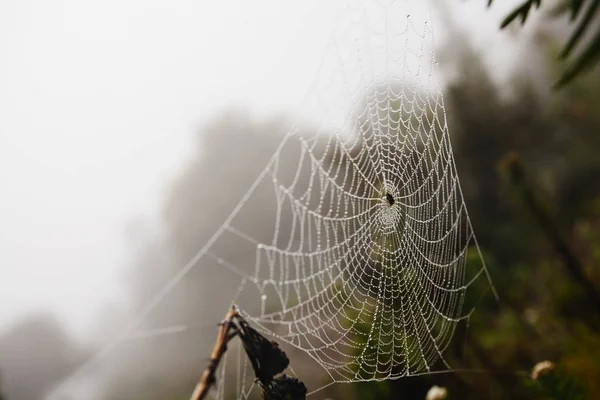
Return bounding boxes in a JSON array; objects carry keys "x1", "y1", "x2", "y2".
[
  {"x1": 353, "y1": 380, "x2": 392, "y2": 400},
  {"x1": 497, "y1": 0, "x2": 542, "y2": 28},
  {"x1": 489, "y1": 0, "x2": 600, "y2": 87}
]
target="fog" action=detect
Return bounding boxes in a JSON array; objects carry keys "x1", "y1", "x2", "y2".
[
  {"x1": 0, "y1": 0, "x2": 532, "y2": 399},
  {"x1": 0, "y1": 0, "x2": 347, "y2": 336}
]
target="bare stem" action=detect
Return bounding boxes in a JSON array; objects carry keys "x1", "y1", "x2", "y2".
[{"x1": 190, "y1": 304, "x2": 239, "y2": 400}]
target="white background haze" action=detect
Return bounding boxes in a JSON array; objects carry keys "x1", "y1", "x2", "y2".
[{"x1": 0, "y1": 0, "x2": 526, "y2": 340}]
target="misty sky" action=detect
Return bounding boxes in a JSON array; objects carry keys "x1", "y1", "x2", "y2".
[{"x1": 0, "y1": 0, "x2": 525, "y2": 339}]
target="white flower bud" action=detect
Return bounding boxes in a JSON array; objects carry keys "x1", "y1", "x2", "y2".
[
  {"x1": 426, "y1": 385, "x2": 448, "y2": 400},
  {"x1": 531, "y1": 360, "x2": 555, "y2": 380}
]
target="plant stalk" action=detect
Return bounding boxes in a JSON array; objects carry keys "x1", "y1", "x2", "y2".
[{"x1": 190, "y1": 305, "x2": 239, "y2": 400}]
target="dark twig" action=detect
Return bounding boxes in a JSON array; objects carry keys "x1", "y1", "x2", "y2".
[{"x1": 190, "y1": 305, "x2": 239, "y2": 400}]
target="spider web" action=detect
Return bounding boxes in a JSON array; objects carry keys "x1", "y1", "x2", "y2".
[{"x1": 49, "y1": 0, "x2": 496, "y2": 398}]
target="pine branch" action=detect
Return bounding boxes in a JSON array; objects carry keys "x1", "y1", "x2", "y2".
[{"x1": 489, "y1": 0, "x2": 600, "y2": 87}]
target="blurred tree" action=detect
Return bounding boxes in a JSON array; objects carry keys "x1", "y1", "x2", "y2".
[
  {"x1": 0, "y1": 368, "x2": 6, "y2": 400},
  {"x1": 0, "y1": 315, "x2": 87, "y2": 400}
]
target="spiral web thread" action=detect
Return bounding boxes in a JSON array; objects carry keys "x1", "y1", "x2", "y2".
[
  {"x1": 228, "y1": 0, "x2": 497, "y2": 388},
  {"x1": 48, "y1": 0, "x2": 496, "y2": 398}
]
